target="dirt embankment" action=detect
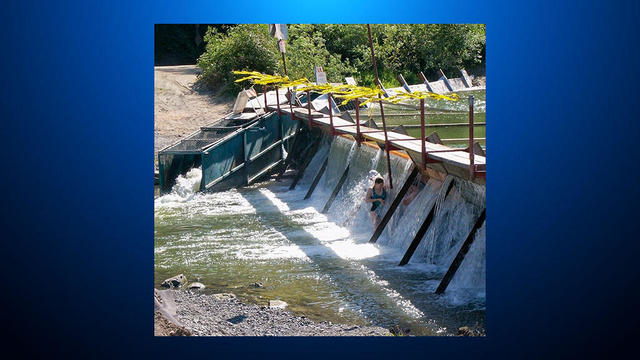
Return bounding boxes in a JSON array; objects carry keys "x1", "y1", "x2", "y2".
[{"x1": 154, "y1": 65, "x2": 234, "y2": 168}]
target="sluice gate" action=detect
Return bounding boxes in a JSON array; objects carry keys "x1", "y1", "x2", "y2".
[{"x1": 158, "y1": 112, "x2": 301, "y2": 193}]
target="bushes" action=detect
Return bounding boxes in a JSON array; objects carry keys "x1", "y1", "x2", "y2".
[
  {"x1": 197, "y1": 24, "x2": 281, "y2": 93},
  {"x1": 285, "y1": 25, "x2": 357, "y2": 83},
  {"x1": 196, "y1": 24, "x2": 485, "y2": 92}
]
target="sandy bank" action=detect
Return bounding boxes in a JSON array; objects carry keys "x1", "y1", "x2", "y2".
[{"x1": 154, "y1": 65, "x2": 234, "y2": 169}]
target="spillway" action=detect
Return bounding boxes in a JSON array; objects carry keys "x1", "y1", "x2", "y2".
[{"x1": 155, "y1": 131, "x2": 486, "y2": 335}]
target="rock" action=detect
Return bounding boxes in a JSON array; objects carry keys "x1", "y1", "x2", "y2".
[
  {"x1": 211, "y1": 293, "x2": 236, "y2": 301},
  {"x1": 161, "y1": 274, "x2": 187, "y2": 288},
  {"x1": 250, "y1": 282, "x2": 264, "y2": 288},
  {"x1": 188, "y1": 282, "x2": 206, "y2": 290},
  {"x1": 389, "y1": 325, "x2": 411, "y2": 336},
  {"x1": 268, "y1": 300, "x2": 288, "y2": 309},
  {"x1": 457, "y1": 326, "x2": 474, "y2": 336}
]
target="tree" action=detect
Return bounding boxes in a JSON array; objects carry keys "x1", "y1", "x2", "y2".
[{"x1": 197, "y1": 24, "x2": 281, "y2": 93}]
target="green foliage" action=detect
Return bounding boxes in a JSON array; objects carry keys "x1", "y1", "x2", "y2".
[
  {"x1": 285, "y1": 25, "x2": 357, "y2": 82},
  {"x1": 196, "y1": 24, "x2": 485, "y2": 92},
  {"x1": 374, "y1": 24, "x2": 486, "y2": 77},
  {"x1": 197, "y1": 24, "x2": 281, "y2": 93}
]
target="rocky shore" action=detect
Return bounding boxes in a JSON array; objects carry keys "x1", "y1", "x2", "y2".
[{"x1": 154, "y1": 289, "x2": 391, "y2": 336}]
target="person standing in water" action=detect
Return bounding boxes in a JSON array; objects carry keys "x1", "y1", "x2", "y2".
[{"x1": 365, "y1": 176, "x2": 388, "y2": 227}]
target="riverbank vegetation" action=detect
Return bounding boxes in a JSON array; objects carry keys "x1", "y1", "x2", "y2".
[{"x1": 193, "y1": 24, "x2": 485, "y2": 94}]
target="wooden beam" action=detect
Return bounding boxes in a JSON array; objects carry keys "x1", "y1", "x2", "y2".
[
  {"x1": 441, "y1": 137, "x2": 486, "y2": 143},
  {"x1": 458, "y1": 68, "x2": 473, "y2": 88},
  {"x1": 321, "y1": 165, "x2": 350, "y2": 213},
  {"x1": 398, "y1": 178, "x2": 455, "y2": 266},
  {"x1": 248, "y1": 159, "x2": 284, "y2": 185},
  {"x1": 289, "y1": 136, "x2": 321, "y2": 190},
  {"x1": 435, "y1": 209, "x2": 486, "y2": 294},
  {"x1": 276, "y1": 127, "x2": 301, "y2": 181},
  {"x1": 204, "y1": 162, "x2": 245, "y2": 190},
  {"x1": 438, "y1": 69, "x2": 454, "y2": 92},
  {"x1": 397, "y1": 73, "x2": 412, "y2": 93},
  {"x1": 369, "y1": 167, "x2": 419, "y2": 243},
  {"x1": 242, "y1": 131, "x2": 249, "y2": 185},
  {"x1": 418, "y1": 72, "x2": 434, "y2": 92},
  {"x1": 304, "y1": 156, "x2": 329, "y2": 199}
]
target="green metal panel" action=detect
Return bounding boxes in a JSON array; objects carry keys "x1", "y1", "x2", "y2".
[
  {"x1": 201, "y1": 134, "x2": 243, "y2": 190},
  {"x1": 159, "y1": 111, "x2": 302, "y2": 193}
]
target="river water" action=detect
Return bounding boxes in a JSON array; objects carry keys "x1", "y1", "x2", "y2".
[
  {"x1": 352, "y1": 89, "x2": 486, "y2": 147},
  {"x1": 155, "y1": 119, "x2": 486, "y2": 336}
]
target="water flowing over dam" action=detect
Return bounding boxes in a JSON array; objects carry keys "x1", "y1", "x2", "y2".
[{"x1": 155, "y1": 132, "x2": 486, "y2": 335}]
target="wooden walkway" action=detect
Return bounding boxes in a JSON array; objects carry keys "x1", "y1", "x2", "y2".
[{"x1": 270, "y1": 105, "x2": 486, "y2": 183}]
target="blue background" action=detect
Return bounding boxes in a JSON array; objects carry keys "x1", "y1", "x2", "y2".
[{"x1": 1, "y1": 0, "x2": 639, "y2": 357}]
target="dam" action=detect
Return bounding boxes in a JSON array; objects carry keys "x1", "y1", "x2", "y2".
[{"x1": 155, "y1": 82, "x2": 486, "y2": 335}]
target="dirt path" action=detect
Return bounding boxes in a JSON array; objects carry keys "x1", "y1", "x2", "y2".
[{"x1": 154, "y1": 65, "x2": 234, "y2": 168}]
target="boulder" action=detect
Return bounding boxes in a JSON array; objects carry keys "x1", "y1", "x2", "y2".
[
  {"x1": 389, "y1": 325, "x2": 411, "y2": 336},
  {"x1": 269, "y1": 300, "x2": 288, "y2": 309},
  {"x1": 161, "y1": 274, "x2": 187, "y2": 288},
  {"x1": 188, "y1": 282, "x2": 206, "y2": 290},
  {"x1": 212, "y1": 293, "x2": 236, "y2": 301}
]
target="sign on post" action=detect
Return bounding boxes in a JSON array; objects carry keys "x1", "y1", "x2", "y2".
[{"x1": 315, "y1": 65, "x2": 327, "y2": 84}]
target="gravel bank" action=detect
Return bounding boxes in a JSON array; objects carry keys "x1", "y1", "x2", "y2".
[{"x1": 156, "y1": 289, "x2": 391, "y2": 336}]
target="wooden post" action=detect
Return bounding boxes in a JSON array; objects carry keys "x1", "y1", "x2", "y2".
[
  {"x1": 367, "y1": 24, "x2": 393, "y2": 188},
  {"x1": 398, "y1": 179, "x2": 455, "y2": 266},
  {"x1": 304, "y1": 156, "x2": 329, "y2": 199},
  {"x1": 418, "y1": 71, "x2": 434, "y2": 92},
  {"x1": 469, "y1": 95, "x2": 475, "y2": 180},
  {"x1": 437, "y1": 69, "x2": 454, "y2": 92},
  {"x1": 328, "y1": 93, "x2": 334, "y2": 134},
  {"x1": 263, "y1": 85, "x2": 268, "y2": 112},
  {"x1": 420, "y1": 98, "x2": 426, "y2": 168},
  {"x1": 242, "y1": 131, "x2": 249, "y2": 185},
  {"x1": 321, "y1": 165, "x2": 350, "y2": 213},
  {"x1": 306, "y1": 90, "x2": 313, "y2": 129},
  {"x1": 397, "y1": 73, "x2": 412, "y2": 93},
  {"x1": 279, "y1": 112, "x2": 284, "y2": 161},
  {"x1": 355, "y1": 97, "x2": 361, "y2": 145},
  {"x1": 458, "y1": 68, "x2": 473, "y2": 88},
  {"x1": 369, "y1": 167, "x2": 419, "y2": 243},
  {"x1": 435, "y1": 209, "x2": 486, "y2": 294}
]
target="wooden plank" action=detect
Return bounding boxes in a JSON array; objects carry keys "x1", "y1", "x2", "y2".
[
  {"x1": 369, "y1": 167, "x2": 419, "y2": 243},
  {"x1": 398, "y1": 178, "x2": 455, "y2": 266},
  {"x1": 435, "y1": 209, "x2": 486, "y2": 294},
  {"x1": 441, "y1": 138, "x2": 486, "y2": 143},
  {"x1": 304, "y1": 156, "x2": 329, "y2": 199},
  {"x1": 321, "y1": 165, "x2": 350, "y2": 213}
]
